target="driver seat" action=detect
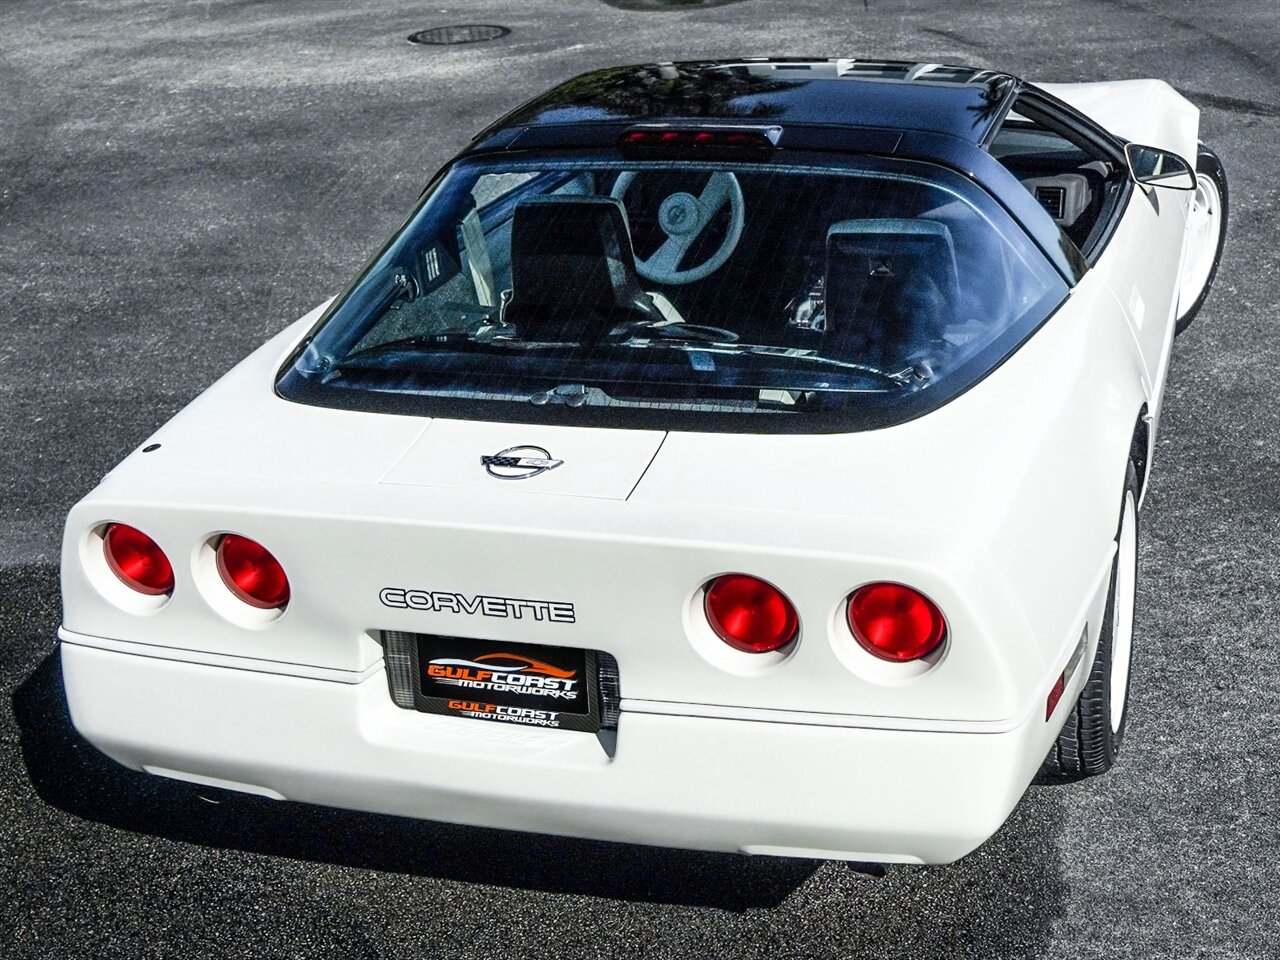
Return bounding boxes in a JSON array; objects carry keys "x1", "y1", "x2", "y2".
[{"x1": 505, "y1": 196, "x2": 660, "y2": 344}]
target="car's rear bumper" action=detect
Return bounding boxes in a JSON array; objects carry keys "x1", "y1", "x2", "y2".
[{"x1": 60, "y1": 636, "x2": 1046, "y2": 864}]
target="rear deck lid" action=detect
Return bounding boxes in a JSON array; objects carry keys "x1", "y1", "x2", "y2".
[{"x1": 382, "y1": 420, "x2": 665, "y2": 500}]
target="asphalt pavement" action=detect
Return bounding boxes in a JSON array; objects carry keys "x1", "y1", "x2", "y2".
[{"x1": 2, "y1": 1, "x2": 1279, "y2": 957}]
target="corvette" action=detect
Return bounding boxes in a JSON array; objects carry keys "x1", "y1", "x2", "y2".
[
  {"x1": 378, "y1": 588, "x2": 577, "y2": 621},
  {"x1": 59, "y1": 59, "x2": 1227, "y2": 864}
]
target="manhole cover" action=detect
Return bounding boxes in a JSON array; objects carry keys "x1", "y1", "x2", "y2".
[
  {"x1": 600, "y1": 0, "x2": 749, "y2": 8},
  {"x1": 407, "y1": 24, "x2": 511, "y2": 45}
]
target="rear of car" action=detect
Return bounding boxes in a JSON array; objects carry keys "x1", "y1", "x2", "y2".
[
  {"x1": 58, "y1": 60, "x2": 1148, "y2": 863},
  {"x1": 59, "y1": 395, "x2": 1074, "y2": 863}
]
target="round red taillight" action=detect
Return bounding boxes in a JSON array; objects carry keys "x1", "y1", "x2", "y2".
[
  {"x1": 847, "y1": 582, "x2": 947, "y2": 662},
  {"x1": 103, "y1": 523, "x2": 174, "y2": 596},
  {"x1": 216, "y1": 534, "x2": 290, "y2": 609},
  {"x1": 704, "y1": 574, "x2": 799, "y2": 653}
]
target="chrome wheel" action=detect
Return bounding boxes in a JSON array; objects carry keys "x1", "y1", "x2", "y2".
[{"x1": 1178, "y1": 172, "x2": 1223, "y2": 315}]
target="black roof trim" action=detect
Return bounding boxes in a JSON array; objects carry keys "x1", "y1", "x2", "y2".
[
  {"x1": 479, "y1": 59, "x2": 1017, "y2": 146},
  {"x1": 456, "y1": 60, "x2": 1085, "y2": 285}
]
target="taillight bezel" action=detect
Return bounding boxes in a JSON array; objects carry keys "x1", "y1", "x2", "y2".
[
  {"x1": 685, "y1": 572, "x2": 801, "y2": 675},
  {"x1": 192, "y1": 532, "x2": 290, "y2": 628},
  {"x1": 81, "y1": 522, "x2": 176, "y2": 614}
]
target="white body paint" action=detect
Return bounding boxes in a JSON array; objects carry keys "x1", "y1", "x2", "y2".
[{"x1": 59, "y1": 77, "x2": 1205, "y2": 864}]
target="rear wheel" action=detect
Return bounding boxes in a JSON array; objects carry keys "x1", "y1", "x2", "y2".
[
  {"x1": 1038, "y1": 462, "x2": 1139, "y2": 783},
  {"x1": 1174, "y1": 144, "x2": 1228, "y2": 335}
]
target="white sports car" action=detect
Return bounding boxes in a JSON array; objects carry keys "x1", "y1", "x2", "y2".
[{"x1": 59, "y1": 59, "x2": 1227, "y2": 865}]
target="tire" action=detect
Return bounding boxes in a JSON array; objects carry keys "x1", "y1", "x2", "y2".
[
  {"x1": 1174, "y1": 144, "x2": 1228, "y2": 336},
  {"x1": 1037, "y1": 461, "x2": 1139, "y2": 783}
]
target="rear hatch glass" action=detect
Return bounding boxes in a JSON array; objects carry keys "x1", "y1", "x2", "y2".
[{"x1": 278, "y1": 152, "x2": 1066, "y2": 433}]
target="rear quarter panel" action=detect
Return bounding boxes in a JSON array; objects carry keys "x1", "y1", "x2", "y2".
[{"x1": 633, "y1": 267, "x2": 1149, "y2": 714}]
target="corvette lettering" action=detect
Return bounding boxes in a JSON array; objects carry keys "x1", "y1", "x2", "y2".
[{"x1": 380, "y1": 587, "x2": 575, "y2": 623}]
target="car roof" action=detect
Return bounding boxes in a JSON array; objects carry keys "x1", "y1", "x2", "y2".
[
  {"x1": 458, "y1": 59, "x2": 1086, "y2": 287},
  {"x1": 488, "y1": 59, "x2": 1018, "y2": 145}
]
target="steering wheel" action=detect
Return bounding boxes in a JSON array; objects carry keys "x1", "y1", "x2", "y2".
[{"x1": 611, "y1": 171, "x2": 746, "y2": 285}]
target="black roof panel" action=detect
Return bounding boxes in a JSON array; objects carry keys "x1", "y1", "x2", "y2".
[{"x1": 495, "y1": 59, "x2": 1016, "y2": 144}]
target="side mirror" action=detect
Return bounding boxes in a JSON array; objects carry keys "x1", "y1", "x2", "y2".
[{"x1": 1125, "y1": 143, "x2": 1196, "y2": 190}]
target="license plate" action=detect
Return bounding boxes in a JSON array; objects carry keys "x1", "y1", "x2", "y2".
[{"x1": 412, "y1": 635, "x2": 604, "y2": 733}]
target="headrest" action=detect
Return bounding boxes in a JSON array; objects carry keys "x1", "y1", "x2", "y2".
[
  {"x1": 507, "y1": 196, "x2": 654, "y2": 343},
  {"x1": 823, "y1": 219, "x2": 960, "y2": 359}
]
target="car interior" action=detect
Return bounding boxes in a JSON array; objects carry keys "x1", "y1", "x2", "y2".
[
  {"x1": 987, "y1": 107, "x2": 1128, "y2": 256},
  {"x1": 503, "y1": 195, "x2": 663, "y2": 343},
  {"x1": 341, "y1": 155, "x2": 1064, "y2": 399}
]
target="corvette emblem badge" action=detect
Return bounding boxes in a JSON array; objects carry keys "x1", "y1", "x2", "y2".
[{"x1": 481, "y1": 445, "x2": 564, "y2": 480}]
